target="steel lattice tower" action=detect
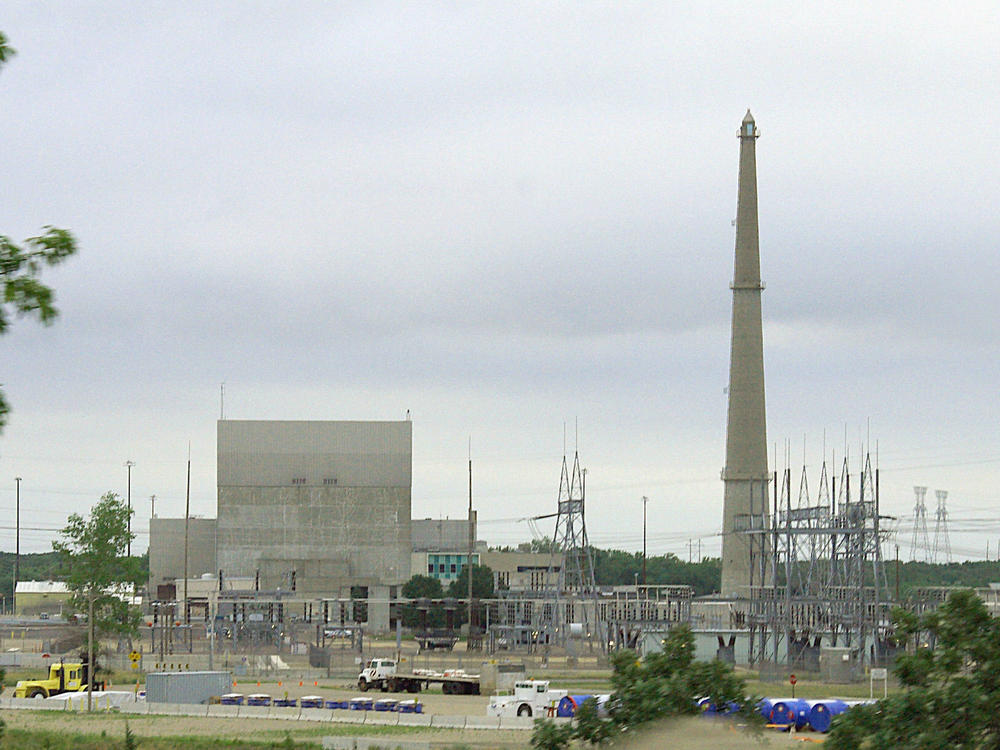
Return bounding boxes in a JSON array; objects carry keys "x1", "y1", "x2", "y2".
[
  {"x1": 932, "y1": 490, "x2": 952, "y2": 563},
  {"x1": 743, "y1": 450, "x2": 893, "y2": 671},
  {"x1": 910, "y1": 486, "x2": 931, "y2": 562},
  {"x1": 540, "y1": 451, "x2": 601, "y2": 650}
]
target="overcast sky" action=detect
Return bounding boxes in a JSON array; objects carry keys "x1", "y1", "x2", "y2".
[{"x1": 1, "y1": 3, "x2": 998, "y2": 563}]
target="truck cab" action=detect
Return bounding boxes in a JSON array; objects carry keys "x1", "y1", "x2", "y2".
[
  {"x1": 14, "y1": 661, "x2": 88, "y2": 698},
  {"x1": 487, "y1": 679, "x2": 568, "y2": 718},
  {"x1": 357, "y1": 658, "x2": 397, "y2": 691}
]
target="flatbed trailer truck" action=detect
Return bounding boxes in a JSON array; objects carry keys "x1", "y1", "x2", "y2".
[{"x1": 358, "y1": 658, "x2": 480, "y2": 695}]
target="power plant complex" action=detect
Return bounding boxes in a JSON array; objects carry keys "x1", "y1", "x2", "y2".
[{"x1": 142, "y1": 112, "x2": 893, "y2": 677}]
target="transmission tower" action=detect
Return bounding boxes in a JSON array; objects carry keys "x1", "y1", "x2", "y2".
[
  {"x1": 540, "y1": 451, "x2": 600, "y2": 650},
  {"x1": 910, "y1": 486, "x2": 931, "y2": 562},
  {"x1": 932, "y1": 490, "x2": 952, "y2": 563}
]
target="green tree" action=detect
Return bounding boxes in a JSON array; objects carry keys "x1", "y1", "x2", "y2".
[
  {"x1": 534, "y1": 624, "x2": 756, "y2": 748},
  {"x1": 573, "y1": 697, "x2": 614, "y2": 745},
  {"x1": 0, "y1": 32, "x2": 78, "y2": 432},
  {"x1": 52, "y1": 492, "x2": 145, "y2": 711},
  {"x1": 827, "y1": 589, "x2": 1000, "y2": 749},
  {"x1": 447, "y1": 564, "x2": 494, "y2": 629},
  {"x1": 400, "y1": 575, "x2": 445, "y2": 628},
  {"x1": 530, "y1": 717, "x2": 574, "y2": 750},
  {"x1": 446, "y1": 563, "x2": 494, "y2": 599},
  {"x1": 401, "y1": 574, "x2": 445, "y2": 600},
  {"x1": 0, "y1": 30, "x2": 13, "y2": 64}
]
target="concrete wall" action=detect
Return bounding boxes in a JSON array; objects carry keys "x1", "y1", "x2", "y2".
[
  {"x1": 411, "y1": 518, "x2": 475, "y2": 552},
  {"x1": 217, "y1": 420, "x2": 412, "y2": 592},
  {"x1": 479, "y1": 551, "x2": 560, "y2": 592},
  {"x1": 149, "y1": 517, "x2": 218, "y2": 592}
]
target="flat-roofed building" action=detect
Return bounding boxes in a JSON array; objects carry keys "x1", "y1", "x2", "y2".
[
  {"x1": 148, "y1": 517, "x2": 218, "y2": 596},
  {"x1": 216, "y1": 420, "x2": 412, "y2": 596},
  {"x1": 14, "y1": 580, "x2": 71, "y2": 616}
]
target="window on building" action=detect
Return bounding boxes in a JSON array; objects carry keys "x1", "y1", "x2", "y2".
[
  {"x1": 439, "y1": 564, "x2": 445, "y2": 573},
  {"x1": 428, "y1": 564, "x2": 434, "y2": 574},
  {"x1": 450, "y1": 564, "x2": 457, "y2": 574}
]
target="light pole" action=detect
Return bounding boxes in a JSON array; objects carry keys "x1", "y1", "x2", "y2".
[
  {"x1": 125, "y1": 460, "x2": 135, "y2": 556},
  {"x1": 14, "y1": 476, "x2": 21, "y2": 614}
]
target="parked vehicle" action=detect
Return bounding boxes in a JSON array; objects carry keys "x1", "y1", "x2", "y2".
[
  {"x1": 357, "y1": 659, "x2": 480, "y2": 694},
  {"x1": 487, "y1": 679, "x2": 568, "y2": 718},
  {"x1": 13, "y1": 659, "x2": 102, "y2": 699}
]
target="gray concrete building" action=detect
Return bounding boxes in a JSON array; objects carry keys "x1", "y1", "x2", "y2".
[
  {"x1": 720, "y1": 110, "x2": 770, "y2": 597},
  {"x1": 411, "y1": 517, "x2": 476, "y2": 553},
  {"x1": 148, "y1": 517, "x2": 218, "y2": 597},
  {"x1": 216, "y1": 420, "x2": 412, "y2": 596}
]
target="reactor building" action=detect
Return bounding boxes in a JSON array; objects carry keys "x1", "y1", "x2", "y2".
[{"x1": 149, "y1": 420, "x2": 413, "y2": 599}]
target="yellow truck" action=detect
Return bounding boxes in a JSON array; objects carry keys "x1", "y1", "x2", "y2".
[{"x1": 13, "y1": 660, "x2": 101, "y2": 698}]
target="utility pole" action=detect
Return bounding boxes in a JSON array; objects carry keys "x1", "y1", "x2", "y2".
[
  {"x1": 467, "y1": 447, "x2": 474, "y2": 640},
  {"x1": 184, "y1": 448, "x2": 191, "y2": 624},
  {"x1": 14, "y1": 476, "x2": 21, "y2": 614},
  {"x1": 642, "y1": 496, "x2": 649, "y2": 585},
  {"x1": 125, "y1": 460, "x2": 135, "y2": 556},
  {"x1": 895, "y1": 544, "x2": 900, "y2": 602}
]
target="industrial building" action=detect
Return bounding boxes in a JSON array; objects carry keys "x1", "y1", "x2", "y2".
[
  {"x1": 14, "y1": 580, "x2": 71, "y2": 617},
  {"x1": 149, "y1": 420, "x2": 413, "y2": 600},
  {"x1": 410, "y1": 517, "x2": 478, "y2": 585},
  {"x1": 216, "y1": 420, "x2": 412, "y2": 595},
  {"x1": 148, "y1": 517, "x2": 217, "y2": 599}
]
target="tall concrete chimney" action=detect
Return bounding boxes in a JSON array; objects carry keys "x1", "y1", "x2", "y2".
[{"x1": 720, "y1": 110, "x2": 769, "y2": 597}]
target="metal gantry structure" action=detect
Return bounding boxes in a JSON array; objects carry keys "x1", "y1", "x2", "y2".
[{"x1": 738, "y1": 451, "x2": 894, "y2": 670}]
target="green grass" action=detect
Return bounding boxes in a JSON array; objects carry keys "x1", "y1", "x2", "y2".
[
  {"x1": 743, "y1": 677, "x2": 899, "y2": 700},
  {"x1": 4, "y1": 728, "x2": 324, "y2": 750},
  {"x1": 5, "y1": 710, "x2": 467, "y2": 739}
]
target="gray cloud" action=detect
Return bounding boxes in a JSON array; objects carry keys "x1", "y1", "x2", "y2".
[{"x1": 1, "y1": 2, "x2": 998, "y2": 559}]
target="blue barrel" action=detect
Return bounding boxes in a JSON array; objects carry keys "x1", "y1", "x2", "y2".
[
  {"x1": 562, "y1": 695, "x2": 586, "y2": 717},
  {"x1": 793, "y1": 700, "x2": 818, "y2": 729},
  {"x1": 808, "y1": 700, "x2": 849, "y2": 733},
  {"x1": 754, "y1": 698, "x2": 775, "y2": 722},
  {"x1": 770, "y1": 699, "x2": 808, "y2": 727},
  {"x1": 349, "y1": 696, "x2": 373, "y2": 711},
  {"x1": 300, "y1": 695, "x2": 324, "y2": 709},
  {"x1": 557, "y1": 695, "x2": 595, "y2": 718},
  {"x1": 699, "y1": 698, "x2": 741, "y2": 716}
]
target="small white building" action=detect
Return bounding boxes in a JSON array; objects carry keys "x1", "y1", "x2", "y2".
[
  {"x1": 14, "y1": 580, "x2": 71, "y2": 616},
  {"x1": 14, "y1": 580, "x2": 141, "y2": 617}
]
